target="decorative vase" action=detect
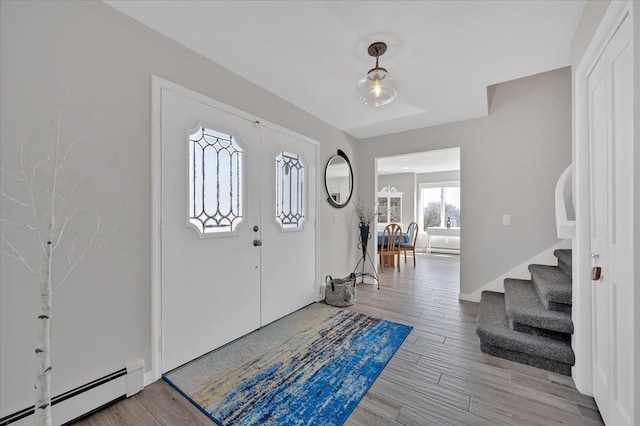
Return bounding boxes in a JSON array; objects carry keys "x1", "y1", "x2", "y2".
[{"x1": 359, "y1": 224, "x2": 370, "y2": 258}]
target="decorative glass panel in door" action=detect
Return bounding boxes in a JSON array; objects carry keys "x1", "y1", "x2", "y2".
[
  {"x1": 275, "y1": 151, "x2": 305, "y2": 230},
  {"x1": 188, "y1": 127, "x2": 243, "y2": 234}
]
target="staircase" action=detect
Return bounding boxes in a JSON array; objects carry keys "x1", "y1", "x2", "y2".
[{"x1": 475, "y1": 249, "x2": 574, "y2": 375}]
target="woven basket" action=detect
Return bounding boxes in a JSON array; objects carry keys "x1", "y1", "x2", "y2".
[{"x1": 325, "y1": 274, "x2": 356, "y2": 307}]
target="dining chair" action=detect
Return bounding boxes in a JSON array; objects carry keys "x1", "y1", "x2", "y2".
[
  {"x1": 378, "y1": 223, "x2": 402, "y2": 272},
  {"x1": 401, "y1": 222, "x2": 418, "y2": 267}
]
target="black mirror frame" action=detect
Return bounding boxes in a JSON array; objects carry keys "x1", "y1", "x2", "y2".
[{"x1": 324, "y1": 149, "x2": 354, "y2": 209}]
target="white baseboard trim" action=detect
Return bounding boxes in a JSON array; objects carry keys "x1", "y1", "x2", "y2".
[
  {"x1": 8, "y1": 376, "x2": 126, "y2": 426},
  {"x1": 2, "y1": 360, "x2": 145, "y2": 426},
  {"x1": 458, "y1": 240, "x2": 572, "y2": 302},
  {"x1": 317, "y1": 283, "x2": 326, "y2": 302},
  {"x1": 144, "y1": 370, "x2": 156, "y2": 387}
]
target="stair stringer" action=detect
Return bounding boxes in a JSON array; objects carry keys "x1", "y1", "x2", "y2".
[{"x1": 459, "y1": 240, "x2": 572, "y2": 303}]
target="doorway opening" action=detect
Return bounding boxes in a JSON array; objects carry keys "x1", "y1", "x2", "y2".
[{"x1": 374, "y1": 147, "x2": 461, "y2": 290}]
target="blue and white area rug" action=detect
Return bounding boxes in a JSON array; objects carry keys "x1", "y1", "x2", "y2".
[{"x1": 163, "y1": 303, "x2": 412, "y2": 426}]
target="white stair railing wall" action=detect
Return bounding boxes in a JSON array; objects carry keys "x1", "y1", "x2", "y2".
[{"x1": 555, "y1": 165, "x2": 576, "y2": 239}]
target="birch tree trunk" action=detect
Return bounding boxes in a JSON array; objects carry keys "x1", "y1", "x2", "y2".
[
  {"x1": 34, "y1": 244, "x2": 53, "y2": 426},
  {"x1": 34, "y1": 114, "x2": 60, "y2": 426}
]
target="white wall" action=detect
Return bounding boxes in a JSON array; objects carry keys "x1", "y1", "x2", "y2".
[
  {"x1": 356, "y1": 67, "x2": 571, "y2": 296},
  {"x1": 0, "y1": 0, "x2": 358, "y2": 414},
  {"x1": 417, "y1": 170, "x2": 461, "y2": 185}
]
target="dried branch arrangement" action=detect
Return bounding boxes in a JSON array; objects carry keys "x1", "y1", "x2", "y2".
[{"x1": 354, "y1": 200, "x2": 377, "y2": 226}]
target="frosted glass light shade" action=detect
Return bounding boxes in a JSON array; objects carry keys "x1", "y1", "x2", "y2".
[{"x1": 357, "y1": 68, "x2": 397, "y2": 107}]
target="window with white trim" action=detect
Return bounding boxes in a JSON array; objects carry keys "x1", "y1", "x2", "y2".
[{"x1": 420, "y1": 183, "x2": 460, "y2": 232}]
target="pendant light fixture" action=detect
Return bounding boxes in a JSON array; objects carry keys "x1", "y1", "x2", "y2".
[{"x1": 357, "y1": 41, "x2": 397, "y2": 107}]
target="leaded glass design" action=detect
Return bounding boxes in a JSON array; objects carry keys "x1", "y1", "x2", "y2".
[
  {"x1": 189, "y1": 127, "x2": 243, "y2": 234},
  {"x1": 276, "y1": 151, "x2": 305, "y2": 229}
]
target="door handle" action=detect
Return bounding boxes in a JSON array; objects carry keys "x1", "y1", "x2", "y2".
[
  {"x1": 253, "y1": 239, "x2": 262, "y2": 247},
  {"x1": 590, "y1": 253, "x2": 601, "y2": 281}
]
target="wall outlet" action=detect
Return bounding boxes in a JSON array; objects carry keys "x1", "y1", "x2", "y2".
[
  {"x1": 503, "y1": 214, "x2": 511, "y2": 226},
  {"x1": 334, "y1": 214, "x2": 339, "y2": 224}
]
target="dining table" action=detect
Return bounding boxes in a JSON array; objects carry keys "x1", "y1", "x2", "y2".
[{"x1": 377, "y1": 231, "x2": 410, "y2": 246}]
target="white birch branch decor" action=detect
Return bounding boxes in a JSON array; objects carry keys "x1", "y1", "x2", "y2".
[{"x1": 0, "y1": 104, "x2": 112, "y2": 426}]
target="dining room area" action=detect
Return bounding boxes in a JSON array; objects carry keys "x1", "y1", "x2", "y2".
[{"x1": 375, "y1": 148, "x2": 461, "y2": 275}]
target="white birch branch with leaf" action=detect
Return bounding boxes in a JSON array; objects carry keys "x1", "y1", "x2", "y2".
[{"x1": 0, "y1": 103, "x2": 113, "y2": 426}]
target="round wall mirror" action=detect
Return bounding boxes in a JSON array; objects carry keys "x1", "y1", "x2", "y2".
[{"x1": 324, "y1": 149, "x2": 353, "y2": 208}]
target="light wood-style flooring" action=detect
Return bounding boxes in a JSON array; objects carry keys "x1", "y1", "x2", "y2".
[{"x1": 75, "y1": 253, "x2": 603, "y2": 425}]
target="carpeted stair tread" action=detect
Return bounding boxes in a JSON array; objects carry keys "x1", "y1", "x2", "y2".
[
  {"x1": 476, "y1": 291, "x2": 575, "y2": 367},
  {"x1": 554, "y1": 249, "x2": 572, "y2": 278},
  {"x1": 504, "y1": 279, "x2": 574, "y2": 334},
  {"x1": 528, "y1": 264, "x2": 572, "y2": 306},
  {"x1": 553, "y1": 249, "x2": 572, "y2": 267}
]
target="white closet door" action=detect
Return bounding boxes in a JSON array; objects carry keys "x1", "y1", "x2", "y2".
[
  {"x1": 260, "y1": 126, "x2": 317, "y2": 326},
  {"x1": 160, "y1": 88, "x2": 261, "y2": 373},
  {"x1": 588, "y1": 12, "x2": 634, "y2": 426}
]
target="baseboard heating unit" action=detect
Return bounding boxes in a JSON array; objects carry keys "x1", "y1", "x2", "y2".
[{"x1": 0, "y1": 359, "x2": 144, "y2": 426}]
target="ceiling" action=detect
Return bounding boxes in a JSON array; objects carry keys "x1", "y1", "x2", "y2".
[
  {"x1": 104, "y1": 1, "x2": 585, "y2": 139},
  {"x1": 377, "y1": 148, "x2": 460, "y2": 175}
]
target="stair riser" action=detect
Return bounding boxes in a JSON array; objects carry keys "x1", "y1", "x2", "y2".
[
  {"x1": 553, "y1": 249, "x2": 573, "y2": 279},
  {"x1": 540, "y1": 297, "x2": 572, "y2": 314},
  {"x1": 480, "y1": 341, "x2": 572, "y2": 376},
  {"x1": 557, "y1": 259, "x2": 572, "y2": 279},
  {"x1": 509, "y1": 319, "x2": 572, "y2": 341}
]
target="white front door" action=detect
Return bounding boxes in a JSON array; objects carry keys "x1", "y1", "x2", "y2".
[
  {"x1": 160, "y1": 88, "x2": 262, "y2": 372},
  {"x1": 159, "y1": 86, "x2": 318, "y2": 373},
  {"x1": 588, "y1": 12, "x2": 634, "y2": 425},
  {"x1": 260, "y1": 127, "x2": 317, "y2": 325}
]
